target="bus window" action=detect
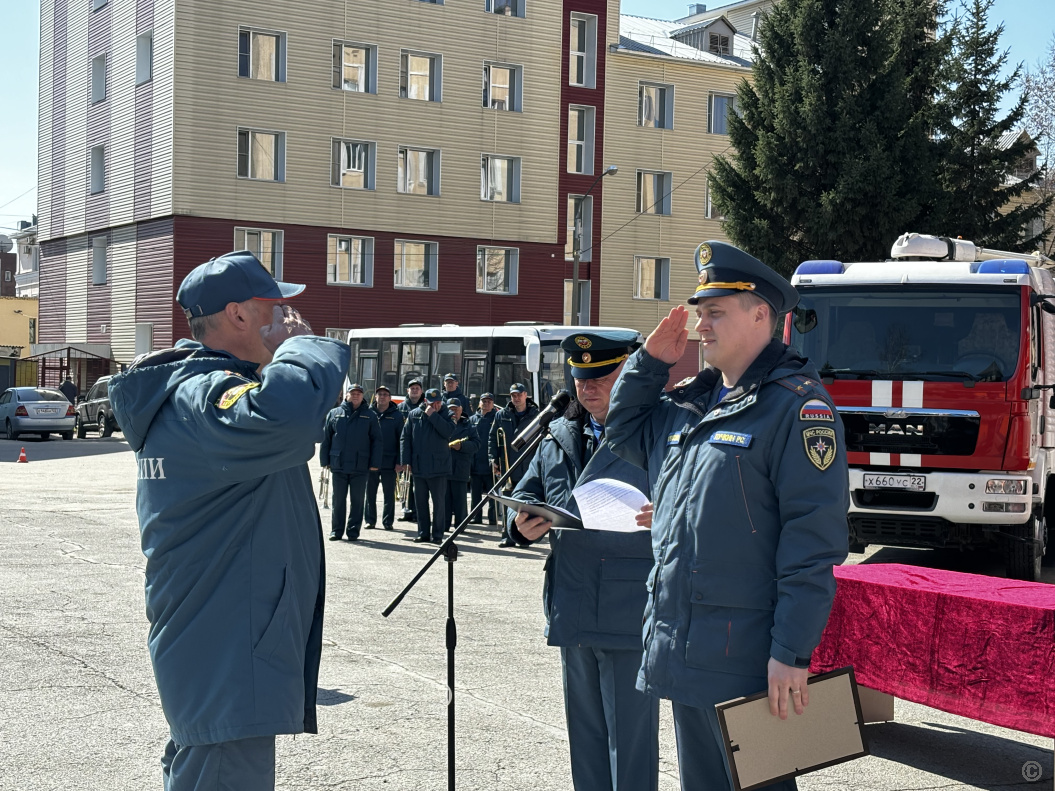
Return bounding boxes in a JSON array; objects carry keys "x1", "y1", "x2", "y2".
[
  {"x1": 381, "y1": 342, "x2": 400, "y2": 392},
  {"x1": 463, "y1": 357, "x2": 487, "y2": 399},
  {"x1": 400, "y1": 342, "x2": 431, "y2": 390},
  {"x1": 346, "y1": 340, "x2": 360, "y2": 383},
  {"x1": 432, "y1": 340, "x2": 463, "y2": 390},
  {"x1": 359, "y1": 356, "x2": 378, "y2": 394},
  {"x1": 493, "y1": 337, "x2": 529, "y2": 400},
  {"x1": 360, "y1": 337, "x2": 381, "y2": 351},
  {"x1": 539, "y1": 344, "x2": 566, "y2": 402},
  {"x1": 465, "y1": 336, "x2": 489, "y2": 352}
]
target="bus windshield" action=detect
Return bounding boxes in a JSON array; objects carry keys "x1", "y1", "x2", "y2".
[{"x1": 789, "y1": 286, "x2": 1022, "y2": 382}]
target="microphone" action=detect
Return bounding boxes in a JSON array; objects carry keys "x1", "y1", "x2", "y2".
[{"x1": 512, "y1": 390, "x2": 572, "y2": 451}]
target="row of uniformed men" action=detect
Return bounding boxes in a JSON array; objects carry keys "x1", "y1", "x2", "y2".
[{"x1": 319, "y1": 374, "x2": 542, "y2": 545}]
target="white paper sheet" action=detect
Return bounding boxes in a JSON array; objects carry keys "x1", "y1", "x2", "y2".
[{"x1": 571, "y1": 478, "x2": 650, "y2": 532}]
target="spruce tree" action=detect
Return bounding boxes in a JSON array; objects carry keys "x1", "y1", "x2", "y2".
[
  {"x1": 934, "y1": 0, "x2": 1051, "y2": 252},
  {"x1": 710, "y1": 0, "x2": 947, "y2": 276}
]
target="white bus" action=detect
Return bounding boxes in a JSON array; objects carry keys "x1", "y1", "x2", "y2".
[{"x1": 341, "y1": 324, "x2": 643, "y2": 405}]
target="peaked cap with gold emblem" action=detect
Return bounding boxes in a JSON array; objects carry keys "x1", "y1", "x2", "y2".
[
  {"x1": 561, "y1": 330, "x2": 642, "y2": 379},
  {"x1": 688, "y1": 240, "x2": 798, "y2": 314}
]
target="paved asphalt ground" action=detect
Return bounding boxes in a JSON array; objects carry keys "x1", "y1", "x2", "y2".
[{"x1": 1, "y1": 434, "x2": 1053, "y2": 791}]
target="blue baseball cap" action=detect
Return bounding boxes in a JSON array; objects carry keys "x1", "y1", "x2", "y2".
[
  {"x1": 508, "y1": 383, "x2": 527, "y2": 393},
  {"x1": 177, "y1": 250, "x2": 305, "y2": 319},
  {"x1": 424, "y1": 388, "x2": 444, "y2": 403}
]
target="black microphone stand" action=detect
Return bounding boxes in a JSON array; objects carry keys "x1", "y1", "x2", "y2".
[{"x1": 382, "y1": 425, "x2": 552, "y2": 791}]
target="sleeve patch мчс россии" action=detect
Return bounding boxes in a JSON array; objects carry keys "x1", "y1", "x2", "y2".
[
  {"x1": 216, "y1": 381, "x2": 261, "y2": 409},
  {"x1": 803, "y1": 427, "x2": 837, "y2": 471}
]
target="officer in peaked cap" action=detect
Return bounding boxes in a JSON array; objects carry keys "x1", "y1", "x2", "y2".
[
  {"x1": 604, "y1": 240, "x2": 849, "y2": 791},
  {"x1": 400, "y1": 388, "x2": 455, "y2": 543},
  {"x1": 508, "y1": 329, "x2": 659, "y2": 791},
  {"x1": 489, "y1": 382, "x2": 540, "y2": 547}
]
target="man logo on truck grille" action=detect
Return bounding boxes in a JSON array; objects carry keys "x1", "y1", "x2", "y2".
[{"x1": 803, "y1": 427, "x2": 837, "y2": 471}]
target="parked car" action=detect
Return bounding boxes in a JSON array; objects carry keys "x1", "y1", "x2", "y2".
[
  {"x1": 76, "y1": 376, "x2": 121, "y2": 438},
  {"x1": 0, "y1": 387, "x2": 77, "y2": 440}
]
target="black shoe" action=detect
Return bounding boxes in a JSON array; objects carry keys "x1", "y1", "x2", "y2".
[
  {"x1": 432, "y1": 537, "x2": 444, "y2": 545},
  {"x1": 383, "y1": 525, "x2": 394, "y2": 531},
  {"x1": 365, "y1": 524, "x2": 376, "y2": 530},
  {"x1": 328, "y1": 532, "x2": 343, "y2": 541},
  {"x1": 413, "y1": 536, "x2": 429, "y2": 543},
  {"x1": 487, "y1": 518, "x2": 497, "y2": 526},
  {"x1": 346, "y1": 534, "x2": 359, "y2": 541},
  {"x1": 498, "y1": 538, "x2": 516, "y2": 548}
]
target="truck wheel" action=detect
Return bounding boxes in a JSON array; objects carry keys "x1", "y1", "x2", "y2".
[{"x1": 1005, "y1": 517, "x2": 1043, "y2": 581}]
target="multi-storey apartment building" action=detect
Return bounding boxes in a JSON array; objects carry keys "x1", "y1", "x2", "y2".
[
  {"x1": 11, "y1": 221, "x2": 40, "y2": 298},
  {"x1": 36, "y1": 0, "x2": 765, "y2": 367},
  {"x1": 37, "y1": 0, "x2": 621, "y2": 363}
]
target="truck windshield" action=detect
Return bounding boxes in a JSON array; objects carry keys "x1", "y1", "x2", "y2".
[{"x1": 790, "y1": 286, "x2": 1021, "y2": 382}]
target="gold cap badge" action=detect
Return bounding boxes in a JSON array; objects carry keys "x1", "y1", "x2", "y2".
[
  {"x1": 696, "y1": 242, "x2": 713, "y2": 270},
  {"x1": 575, "y1": 336, "x2": 592, "y2": 349},
  {"x1": 582, "y1": 352, "x2": 592, "y2": 363}
]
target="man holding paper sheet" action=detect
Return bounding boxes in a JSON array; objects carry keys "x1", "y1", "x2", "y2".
[
  {"x1": 605, "y1": 241, "x2": 850, "y2": 791},
  {"x1": 508, "y1": 330, "x2": 661, "y2": 791}
]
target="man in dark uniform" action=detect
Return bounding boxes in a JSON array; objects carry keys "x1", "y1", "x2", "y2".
[
  {"x1": 320, "y1": 383, "x2": 382, "y2": 541},
  {"x1": 510, "y1": 330, "x2": 659, "y2": 791},
  {"x1": 442, "y1": 372, "x2": 471, "y2": 412},
  {"x1": 489, "y1": 383, "x2": 540, "y2": 547},
  {"x1": 605, "y1": 241, "x2": 850, "y2": 791},
  {"x1": 469, "y1": 393, "x2": 498, "y2": 525},
  {"x1": 401, "y1": 387, "x2": 454, "y2": 544},
  {"x1": 444, "y1": 400, "x2": 480, "y2": 532},
  {"x1": 108, "y1": 250, "x2": 350, "y2": 790},
  {"x1": 59, "y1": 375, "x2": 78, "y2": 403},
  {"x1": 366, "y1": 385, "x2": 405, "y2": 531},
  {"x1": 398, "y1": 379, "x2": 425, "y2": 522}
]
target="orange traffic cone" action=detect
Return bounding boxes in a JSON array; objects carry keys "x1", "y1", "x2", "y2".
[{"x1": 16, "y1": 447, "x2": 27, "y2": 463}]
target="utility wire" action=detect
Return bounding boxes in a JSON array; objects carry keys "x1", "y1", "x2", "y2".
[{"x1": 0, "y1": 186, "x2": 37, "y2": 213}]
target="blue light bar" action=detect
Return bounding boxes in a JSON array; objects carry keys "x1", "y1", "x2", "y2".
[
  {"x1": 974, "y1": 259, "x2": 1030, "y2": 274},
  {"x1": 795, "y1": 260, "x2": 844, "y2": 275}
]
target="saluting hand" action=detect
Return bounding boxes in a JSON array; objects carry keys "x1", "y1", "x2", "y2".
[
  {"x1": 260, "y1": 304, "x2": 313, "y2": 353},
  {"x1": 644, "y1": 306, "x2": 690, "y2": 365}
]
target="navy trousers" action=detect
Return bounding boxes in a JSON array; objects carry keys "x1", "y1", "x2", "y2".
[
  {"x1": 162, "y1": 735, "x2": 275, "y2": 791},
  {"x1": 413, "y1": 475, "x2": 447, "y2": 541},
  {"x1": 672, "y1": 699, "x2": 797, "y2": 791},
  {"x1": 365, "y1": 468, "x2": 397, "y2": 529},
  {"x1": 445, "y1": 478, "x2": 469, "y2": 531},
  {"x1": 331, "y1": 471, "x2": 368, "y2": 539},
  {"x1": 560, "y1": 646, "x2": 659, "y2": 791},
  {"x1": 469, "y1": 473, "x2": 497, "y2": 523}
]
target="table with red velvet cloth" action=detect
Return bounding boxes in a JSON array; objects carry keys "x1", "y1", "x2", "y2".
[{"x1": 810, "y1": 563, "x2": 1055, "y2": 738}]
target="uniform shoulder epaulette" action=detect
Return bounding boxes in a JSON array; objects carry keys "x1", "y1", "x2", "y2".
[{"x1": 774, "y1": 374, "x2": 822, "y2": 397}]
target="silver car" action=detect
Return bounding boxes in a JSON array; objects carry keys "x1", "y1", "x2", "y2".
[{"x1": 0, "y1": 387, "x2": 77, "y2": 441}]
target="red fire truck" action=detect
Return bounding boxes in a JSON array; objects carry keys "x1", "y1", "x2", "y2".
[{"x1": 787, "y1": 233, "x2": 1055, "y2": 581}]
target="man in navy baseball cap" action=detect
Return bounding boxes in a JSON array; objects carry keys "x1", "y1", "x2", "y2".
[{"x1": 176, "y1": 250, "x2": 308, "y2": 368}]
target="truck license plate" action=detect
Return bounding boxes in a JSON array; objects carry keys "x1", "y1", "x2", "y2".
[{"x1": 863, "y1": 473, "x2": 926, "y2": 491}]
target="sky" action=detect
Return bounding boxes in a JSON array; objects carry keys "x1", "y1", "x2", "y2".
[{"x1": 0, "y1": 0, "x2": 1048, "y2": 235}]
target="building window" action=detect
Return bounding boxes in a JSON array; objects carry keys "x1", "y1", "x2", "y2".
[
  {"x1": 332, "y1": 42, "x2": 376, "y2": 93},
  {"x1": 92, "y1": 0, "x2": 107, "y2": 9},
  {"x1": 28, "y1": 318, "x2": 36, "y2": 344},
  {"x1": 397, "y1": 147, "x2": 439, "y2": 195},
  {"x1": 237, "y1": 129, "x2": 285, "y2": 181},
  {"x1": 483, "y1": 62, "x2": 521, "y2": 111},
  {"x1": 634, "y1": 257, "x2": 670, "y2": 300},
  {"x1": 477, "y1": 247, "x2": 518, "y2": 294},
  {"x1": 135, "y1": 323, "x2": 154, "y2": 356},
  {"x1": 91, "y1": 54, "x2": 107, "y2": 103},
  {"x1": 394, "y1": 240, "x2": 437, "y2": 290},
  {"x1": 331, "y1": 139, "x2": 375, "y2": 189},
  {"x1": 567, "y1": 105, "x2": 595, "y2": 175},
  {"x1": 709, "y1": 32, "x2": 730, "y2": 55},
  {"x1": 709, "y1": 93, "x2": 737, "y2": 134},
  {"x1": 485, "y1": 0, "x2": 524, "y2": 16},
  {"x1": 706, "y1": 180, "x2": 725, "y2": 220},
  {"x1": 235, "y1": 228, "x2": 283, "y2": 277},
  {"x1": 238, "y1": 28, "x2": 285, "y2": 82},
  {"x1": 481, "y1": 155, "x2": 520, "y2": 203},
  {"x1": 90, "y1": 145, "x2": 106, "y2": 194},
  {"x1": 400, "y1": 51, "x2": 441, "y2": 101},
  {"x1": 569, "y1": 13, "x2": 597, "y2": 88},
  {"x1": 565, "y1": 195, "x2": 592, "y2": 262},
  {"x1": 328, "y1": 235, "x2": 374, "y2": 286},
  {"x1": 136, "y1": 31, "x2": 153, "y2": 84},
  {"x1": 92, "y1": 237, "x2": 107, "y2": 285},
  {"x1": 639, "y1": 83, "x2": 673, "y2": 129},
  {"x1": 637, "y1": 171, "x2": 672, "y2": 215}
]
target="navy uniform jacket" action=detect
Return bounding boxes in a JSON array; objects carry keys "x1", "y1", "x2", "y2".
[
  {"x1": 371, "y1": 402, "x2": 405, "y2": 470},
  {"x1": 108, "y1": 336, "x2": 350, "y2": 746},
  {"x1": 400, "y1": 404, "x2": 455, "y2": 478},
  {"x1": 606, "y1": 341, "x2": 850, "y2": 709},
  {"x1": 488, "y1": 400, "x2": 540, "y2": 483},
  {"x1": 510, "y1": 412, "x2": 658, "y2": 651},
  {"x1": 399, "y1": 395, "x2": 424, "y2": 417},
  {"x1": 442, "y1": 386, "x2": 471, "y2": 413},
  {"x1": 448, "y1": 416, "x2": 481, "y2": 482},
  {"x1": 320, "y1": 400, "x2": 382, "y2": 474},
  {"x1": 469, "y1": 409, "x2": 497, "y2": 476}
]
